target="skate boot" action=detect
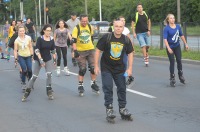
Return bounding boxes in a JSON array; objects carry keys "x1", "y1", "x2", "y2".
[
  {"x1": 144, "y1": 57, "x2": 149, "y2": 67},
  {"x1": 178, "y1": 71, "x2": 185, "y2": 84},
  {"x1": 78, "y1": 82, "x2": 84, "y2": 96},
  {"x1": 170, "y1": 74, "x2": 176, "y2": 87},
  {"x1": 21, "y1": 82, "x2": 26, "y2": 92},
  {"x1": 7, "y1": 54, "x2": 10, "y2": 62},
  {"x1": 22, "y1": 88, "x2": 31, "y2": 102},
  {"x1": 64, "y1": 66, "x2": 70, "y2": 76},
  {"x1": 72, "y1": 58, "x2": 77, "y2": 66},
  {"x1": 119, "y1": 107, "x2": 133, "y2": 121},
  {"x1": 91, "y1": 80, "x2": 100, "y2": 95},
  {"x1": 126, "y1": 76, "x2": 135, "y2": 85},
  {"x1": 46, "y1": 86, "x2": 54, "y2": 100},
  {"x1": 106, "y1": 104, "x2": 116, "y2": 123},
  {"x1": 56, "y1": 66, "x2": 61, "y2": 76}
]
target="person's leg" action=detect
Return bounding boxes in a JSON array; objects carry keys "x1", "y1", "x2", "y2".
[
  {"x1": 174, "y1": 45, "x2": 185, "y2": 83},
  {"x1": 45, "y1": 60, "x2": 54, "y2": 99},
  {"x1": 18, "y1": 56, "x2": 27, "y2": 84},
  {"x1": 144, "y1": 32, "x2": 150, "y2": 58},
  {"x1": 137, "y1": 33, "x2": 148, "y2": 64},
  {"x1": 87, "y1": 50, "x2": 99, "y2": 92},
  {"x1": 101, "y1": 71, "x2": 114, "y2": 107},
  {"x1": 77, "y1": 51, "x2": 87, "y2": 94},
  {"x1": 61, "y1": 47, "x2": 70, "y2": 75},
  {"x1": 22, "y1": 61, "x2": 41, "y2": 101},
  {"x1": 25, "y1": 56, "x2": 32, "y2": 81},
  {"x1": 56, "y1": 46, "x2": 61, "y2": 76},
  {"x1": 166, "y1": 48, "x2": 176, "y2": 86},
  {"x1": 113, "y1": 72, "x2": 127, "y2": 109}
]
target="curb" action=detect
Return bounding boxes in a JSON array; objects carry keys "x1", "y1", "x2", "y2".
[{"x1": 134, "y1": 54, "x2": 200, "y2": 65}]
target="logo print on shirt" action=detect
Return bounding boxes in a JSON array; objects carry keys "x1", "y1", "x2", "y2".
[
  {"x1": 110, "y1": 42, "x2": 123, "y2": 60},
  {"x1": 172, "y1": 30, "x2": 179, "y2": 43},
  {"x1": 79, "y1": 30, "x2": 90, "y2": 44}
]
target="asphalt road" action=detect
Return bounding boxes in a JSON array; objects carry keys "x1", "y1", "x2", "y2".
[{"x1": 0, "y1": 52, "x2": 200, "y2": 132}]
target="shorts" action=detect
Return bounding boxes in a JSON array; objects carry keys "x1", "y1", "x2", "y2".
[
  {"x1": 77, "y1": 49, "x2": 95, "y2": 69},
  {"x1": 4, "y1": 33, "x2": 8, "y2": 38},
  {"x1": 137, "y1": 32, "x2": 150, "y2": 47}
]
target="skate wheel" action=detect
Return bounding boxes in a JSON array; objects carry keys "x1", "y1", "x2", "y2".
[
  {"x1": 48, "y1": 95, "x2": 54, "y2": 100},
  {"x1": 106, "y1": 117, "x2": 115, "y2": 124},
  {"x1": 79, "y1": 93, "x2": 84, "y2": 97},
  {"x1": 22, "y1": 97, "x2": 26, "y2": 102},
  {"x1": 96, "y1": 91, "x2": 100, "y2": 95}
]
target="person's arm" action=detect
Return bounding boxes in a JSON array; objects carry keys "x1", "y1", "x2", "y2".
[
  {"x1": 127, "y1": 51, "x2": 133, "y2": 77},
  {"x1": 147, "y1": 19, "x2": 151, "y2": 36},
  {"x1": 180, "y1": 36, "x2": 189, "y2": 50},
  {"x1": 53, "y1": 30, "x2": 57, "y2": 41},
  {"x1": 131, "y1": 21, "x2": 136, "y2": 38},
  {"x1": 94, "y1": 48, "x2": 101, "y2": 76},
  {"x1": 28, "y1": 38, "x2": 33, "y2": 56},
  {"x1": 14, "y1": 41, "x2": 18, "y2": 65},
  {"x1": 68, "y1": 32, "x2": 72, "y2": 40}
]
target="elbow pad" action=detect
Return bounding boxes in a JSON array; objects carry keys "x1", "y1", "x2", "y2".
[
  {"x1": 51, "y1": 49, "x2": 56, "y2": 54},
  {"x1": 35, "y1": 49, "x2": 40, "y2": 55},
  {"x1": 71, "y1": 38, "x2": 77, "y2": 44}
]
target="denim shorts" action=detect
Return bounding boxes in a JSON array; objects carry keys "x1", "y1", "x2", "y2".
[{"x1": 137, "y1": 32, "x2": 150, "y2": 47}]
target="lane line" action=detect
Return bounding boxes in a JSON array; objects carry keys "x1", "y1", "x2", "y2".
[
  {"x1": 127, "y1": 88, "x2": 156, "y2": 99},
  {"x1": 67, "y1": 71, "x2": 156, "y2": 99}
]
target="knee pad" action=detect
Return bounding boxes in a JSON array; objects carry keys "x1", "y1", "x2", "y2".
[
  {"x1": 89, "y1": 66, "x2": 95, "y2": 74},
  {"x1": 30, "y1": 74, "x2": 38, "y2": 81},
  {"x1": 22, "y1": 71, "x2": 27, "y2": 76},
  {"x1": 46, "y1": 72, "x2": 52, "y2": 78},
  {"x1": 79, "y1": 68, "x2": 87, "y2": 76}
]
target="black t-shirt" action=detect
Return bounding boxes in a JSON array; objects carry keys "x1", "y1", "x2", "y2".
[
  {"x1": 25, "y1": 22, "x2": 34, "y2": 33},
  {"x1": 34, "y1": 36, "x2": 55, "y2": 62},
  {"x1": 133, "y1": 13, "x2": 149, "y2": 34},
  {"x1": 96, "y1": 33, "x2": 133, "y2": 74}
]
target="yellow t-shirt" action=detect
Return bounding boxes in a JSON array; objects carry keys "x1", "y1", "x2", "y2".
[
  {"x1": 15, "y1": 35, "x2": 32, "y2": 57},
  {"x1": 72, "y1": 24, "x2": 94, "y2": 51},
  {"x1": 8, "y1": 26, "x2": 15, "y2": 38}
]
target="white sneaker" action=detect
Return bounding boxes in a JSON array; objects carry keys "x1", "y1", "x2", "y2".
[
  {"x1": 64, "y1": 67, "x2": 70, "y2": 76},
  {"x1": 56, "y1": 66, "x2": 61, "y2": 76}
]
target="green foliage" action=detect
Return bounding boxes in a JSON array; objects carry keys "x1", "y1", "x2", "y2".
[{"x1": 2, "y1": 0, "x2": 200, "y2": 24}]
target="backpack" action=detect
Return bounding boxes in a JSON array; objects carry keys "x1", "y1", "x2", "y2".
[
  {"x1": 134, "y1": 11, "x2": 148, "y2": 27},
  {"x1": 76, "y1": 24, "x2": 93, "y2": 42}
]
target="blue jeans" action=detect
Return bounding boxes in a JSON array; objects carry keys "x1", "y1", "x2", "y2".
[
  {"x1": 137, "y1": 32, "x2": 150, "y2": 47},
  {"x1": 18, "y1": 56, "x2": 32, "y2": 83},
  {"x1": 101, "y1": 71, "x2": 127, "y2": 108}
]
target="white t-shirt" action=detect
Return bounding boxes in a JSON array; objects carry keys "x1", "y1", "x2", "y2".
[
  {"x1": 66, "y1": 18, "x2": 80, "y2": 34},
  {"x1": 122, "y1": 27, "x2": 130, "y2": 36}
]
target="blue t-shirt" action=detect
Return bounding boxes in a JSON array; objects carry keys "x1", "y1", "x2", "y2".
[{"x1": 163, "y1": 24, "x2": 183, "y2": 48}]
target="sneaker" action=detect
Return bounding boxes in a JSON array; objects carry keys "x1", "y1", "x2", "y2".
[{"x1": 64, "y1": 67, "x2": 70, "y2": 76}]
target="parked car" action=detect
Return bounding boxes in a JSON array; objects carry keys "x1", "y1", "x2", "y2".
[{"x1": 89, "y1": 21, "x2": 110, "y2": 39}]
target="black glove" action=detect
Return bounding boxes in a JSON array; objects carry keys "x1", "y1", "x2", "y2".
[
  {"x1": 39, "y1": 58, "x2": 45, "y2": 65},
  {"x1": 74, "y1": 50, "x2": 80, "y2": 58}
]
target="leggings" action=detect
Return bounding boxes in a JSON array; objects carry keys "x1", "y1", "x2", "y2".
[
  {"x1": 56, "y1": 46, "x2": 67, "y2": 67},
  {"x1": 27, "y1": 60, "x2": 52, "y2": 88},
  {"x1": 166, "y1": 45, "x2": 182, "y2": 75}
]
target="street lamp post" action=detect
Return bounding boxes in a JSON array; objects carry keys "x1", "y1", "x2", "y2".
[
  {"x1": 39, "y1": 0, "x2": 41, "y2": 26},
  {"x1": 20, "y1": 0, "x2": 23, "y2": 20},
  {"x1": 85, "y1": 0, "x2": 88, "y2": 15},
  {"x1": 99, "y1": 0, "x2": 102, "y2": 21},
  {"x1": 44, "y1": 0, "x2": 46, "y2": 24},
  {"x1": 34, "y1": 0, "x2": 38, "y2": 25}
]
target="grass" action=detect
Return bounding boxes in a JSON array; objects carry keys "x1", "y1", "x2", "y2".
[{"x1": 134, "y1": 45, "x2": 200, "y2": 61}]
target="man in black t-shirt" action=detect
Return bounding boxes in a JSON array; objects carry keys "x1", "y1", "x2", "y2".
[
  {"x1": 132, "y1": 3, "x2": 151, "y2": 66},
  {"x1": 95, "y1": 20, "x2": 134, "y2": 122},
  {"x1": 25, "y1": 18, "x2": 36, "y2": 45}
]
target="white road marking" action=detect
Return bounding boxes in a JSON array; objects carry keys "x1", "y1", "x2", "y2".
[
  {"x1": 68, "y1": 71, "x2": 157, "y2": 99},
  {"x1": 127, "y1": 88, "x2": 156, "y2": 99}
]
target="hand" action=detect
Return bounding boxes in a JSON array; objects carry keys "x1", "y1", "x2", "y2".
[
  {"x1": 94, "y1": 66, "x2": 100, "y2": 76},
  {"x1": 133, "y1": 33, "x2": 136, "y2": 39},
  {"x1": 185, "y1": 44, "x2": 189, "y2": 51},
  {"x1": 74, "y1": 50, "x2": 80, "y2": 58},
  {"x1": 147, "y1": 31, "x2": 151, "y2": 36},
  {"x1": 14, "y1": 59, "x2": 18, "y2": 67},
  {"x1": 53, "y1": 58, "x2": 57, "y2": 66},
  {"x1": 39, "y1": 58, "x2": 45, "y2": 67},
  {"x1": 167, "y1": 48, "x2": 173, "y2": 54},
  {"x1": 126, "y1": 68, "x2": 132, "y2": 77}
]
